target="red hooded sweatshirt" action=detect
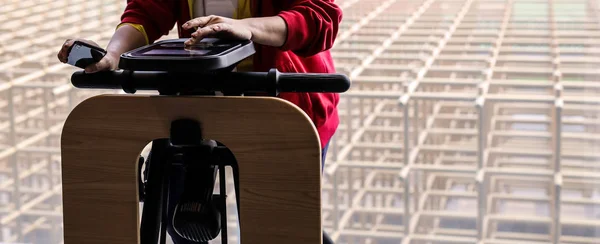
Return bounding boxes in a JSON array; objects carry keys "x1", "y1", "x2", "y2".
[{"x1": 120, "y1": 0, "x2": 342, "y2": 149}]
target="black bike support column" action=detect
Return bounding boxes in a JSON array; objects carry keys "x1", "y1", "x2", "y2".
[
  {"x1": 140, "y1": 139, "x2": 171, "y2": 244},
  {"x1": 218, "y1": 163, "x2": 228, "y2": 244}
]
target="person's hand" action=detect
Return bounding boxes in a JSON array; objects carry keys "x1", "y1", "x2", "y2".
[
  {"x1": 81, "y1": 52, "x2": 119, "y2": 73},
  {"x1": 182, "y1": 15, "x2": 252, "y2": 45},
  {"x1": 57, "y1": 38, "x2": 119, "y2": 73}
]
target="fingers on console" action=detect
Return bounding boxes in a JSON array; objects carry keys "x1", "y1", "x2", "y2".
[{"x1": 183, "y1": 16, "x2": 212, "y2": 29}]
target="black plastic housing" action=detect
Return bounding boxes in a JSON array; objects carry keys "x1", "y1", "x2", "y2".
[{"x1": 119, "y1": 38, "x2": 255, "y2": 72}]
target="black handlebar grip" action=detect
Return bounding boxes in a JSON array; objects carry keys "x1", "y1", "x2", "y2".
[
  {"x1": 276, "y1": 70, "x2": 351, "y2": 93},
  {"x1": 70, "y1": 69, "x2": 352, "y2": 94},
  {"x1": 71, "y1": 70, "x2": 125, "y2": 90}
]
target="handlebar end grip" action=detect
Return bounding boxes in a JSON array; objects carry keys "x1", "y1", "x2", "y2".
[
  {"x1": 277, "y1": 73, "x2": 351, "y2": 93},
  {"x1": 71, "y1": 70, "x2": 123, "y2": 90}
]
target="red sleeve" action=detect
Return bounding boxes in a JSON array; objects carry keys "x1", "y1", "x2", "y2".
[
  {"x1": 120, "y1": 0, "x2": 179, "y2": 43},
  {"x1": 277, "y1": 0, "x2": 343, "y2": 57}
]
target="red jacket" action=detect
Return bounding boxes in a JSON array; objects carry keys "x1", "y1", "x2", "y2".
[{"x1": 121, "y1": 0, "x2": 342, "y2": 149}]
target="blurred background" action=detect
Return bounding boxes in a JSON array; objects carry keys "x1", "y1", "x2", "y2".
[{"x1": 1, "y1": 0, "x2": 600, "y2": 243}]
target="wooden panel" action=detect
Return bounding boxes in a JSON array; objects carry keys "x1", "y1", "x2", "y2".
[{"x1": 61, "y1": 95, "x2": 322, "y2": 244}]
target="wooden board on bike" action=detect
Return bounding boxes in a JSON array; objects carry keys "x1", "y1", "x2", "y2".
[{"x1": 60, "y1": 95, "x2": 323, "y2": 244}]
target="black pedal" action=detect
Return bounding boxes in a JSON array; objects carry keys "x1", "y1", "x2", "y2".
[{"x1": 172, "y1": 140, "x2": 222, "y2": 242}]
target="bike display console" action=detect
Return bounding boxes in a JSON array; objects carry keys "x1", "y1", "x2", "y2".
[{"x1": 119, "y1": 38, "x2": 255, "y2": 72}]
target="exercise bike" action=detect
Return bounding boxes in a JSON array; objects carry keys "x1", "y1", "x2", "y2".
[{"x1": 65, "y1": 38, "x2": 349, "y2": 244}]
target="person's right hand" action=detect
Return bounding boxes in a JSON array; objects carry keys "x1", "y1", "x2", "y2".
[{"x1": 57, "y1": 38, "x2": 119, "y2": 73}]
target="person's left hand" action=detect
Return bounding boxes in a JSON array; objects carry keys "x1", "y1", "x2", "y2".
[{"x1": 182, "y1": 15, "x2": 252, "y2": 45}]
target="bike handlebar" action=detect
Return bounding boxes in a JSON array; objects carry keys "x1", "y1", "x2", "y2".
[{"x1": 71, "y1": 69, "x2": 351, "y2": 95}]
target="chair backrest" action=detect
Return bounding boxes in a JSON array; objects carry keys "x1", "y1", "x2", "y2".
[{"x1": 61, "y1": 95, "x2": 323, "y2": 244}]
